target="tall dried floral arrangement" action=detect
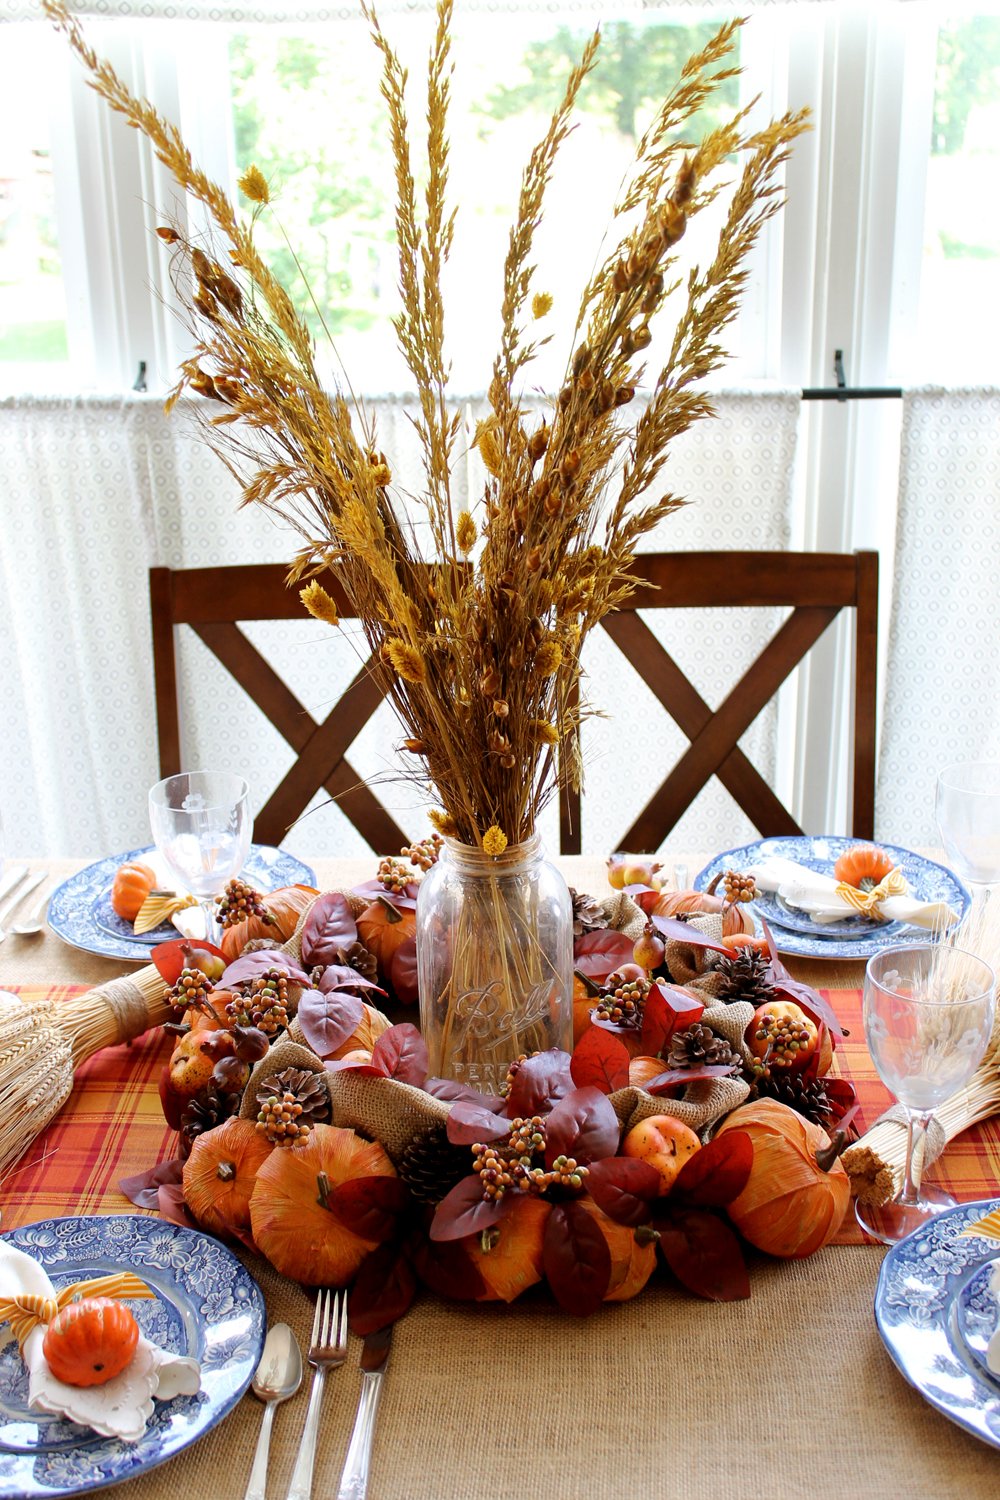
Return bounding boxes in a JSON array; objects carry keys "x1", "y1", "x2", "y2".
[{"x1": 46, "y1": 0, "x2": 807, "y2": 853}]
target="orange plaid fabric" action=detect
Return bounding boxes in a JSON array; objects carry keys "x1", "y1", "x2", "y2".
[{"x1": 1, "y1": 985, "x2": 998, "y2": 1247}]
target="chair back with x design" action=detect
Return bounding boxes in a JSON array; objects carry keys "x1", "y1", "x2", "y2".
[
  {"x1": 149, "y1": 564, "x2": 406, "y2": 852},
  {"x1": 558, "y1": 549, "x2": 878, "y2": 854}
]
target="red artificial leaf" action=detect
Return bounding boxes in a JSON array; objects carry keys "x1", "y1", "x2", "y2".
[
  {"x1": 572, "y1": 930, "x2": 636, "y2": 982},
  {"x1": 296, "y1": 990, "x2": 365, "y2": 1060},
  {"x1": 822, "y1": 1075, "x2": 860, "y2": 1131},
  {"x1": 429, "y1": 1176, "x2": 506, "y2": 1242},
  {"x1": 585, "y1": 1157, "x2": 660, "y2": 1226},
  {"x1": 300, "y1": 892, "x2": 359, "y2": 966},
  {"x1": 648, "y1": 915, "x2": 730, "y2": 953},
  {"x1": 348, "y1": 1243, "x2": 417, "y2": 1335},
  {"x1": 631, "y1": 888, "x2": 663, "y2": 915},
  {"x1": 570, "y1": 1027, "x2": 631, "y2": 1094},
  {"x1": 327, "y1": 1176, "x2": 411, "y2": 1241},
  {"x1": 387, "y1": 936, "x2": 419, "y2": 1005},
  {"x1": 673, "y1": 1130, "x2": 753, "y2": 1207},
  {"x1": 119, "y1": 1157, "x2": 183, "y2": 1211},
  {"x1": 151, "y1": 937, "x2": 227, "y2": 986},
  {"x1": 406, "y1": 1228, "x2": 486, "y2": 1302},
  {"x1": 658, "y1": 1207, "x2": 750, "y2": 1302},
  {"x1": 641, "y1": 982, "x2": 704, "y2": 1057},
  {"x1": 644, "y1": 1063, "x2": 740, "y2": 1094},
  {"x1": 316, "y1": 965, "x2": 385, "y2": 997},
  {"x1": 371, "y1": 1023, "x2": 428, "y2": 1086},
  {"x1": 425, "y1": 1078, "x2": 506, "y2": 1113},
  {"x1": 505, "y1": 1050, "x2": 574, "y2": 1117},
  {"x1": 157, "y1": 1183, "x2": 197, "y2": 1230},
  {"x1": 542, "y1": 1201, "x2": 612, "y2": 1316},
  {"x1": 445, "y1": 1101, "x2": 509, "y2": 1145},
  {"x1": 352, "y1": 879, "x2": 419, "y2": 911},
  {"x1": 544, "y1": 1086, "x2": 620, "y2": 1167},
  {"x1": 221, "y1": 950, "x2": 309, "y2": 988}
]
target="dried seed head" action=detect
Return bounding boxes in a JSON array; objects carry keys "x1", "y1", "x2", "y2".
[
  {"x1": 403, "y1": 738, "x2": 426, "y2": 753},
  {"x1": 525, "y1": 546, "x2": 543, "y2": 573},
  {"x1": 213, "y1": 375, "x2": 243, "y2": 403},
  {"x1": 615, "y1": 385, "x2": 636, "y2": 407},
  {"x1": 544, "y1": 490, "x2": 562, "y2": 517},
  {"x1": 488, "y1": 729, "x2": 511, "y2": 755},
  {"x1": 480, "y1": 665, "x2": 500, "y2": 697},
  {"x1": 499, "y1": 753, "x2": 516, "y2": 769},
  {"x1": 300, "y1": 580, "x2": 340, "y2": 628},
  {"x1": 428, "y1": 808, "x2": 458, "y2": 838},
  {"x1": 559, "y1": 450, "x2": 581, "y2": 481},
  {"x1": 572, "y1": 343, "x2": 591, "y2": 377},
  {"x1": 456, "y1": 510, "x2": 477, "y2": 552},
  {"x1": 385, "y1": 639, "x2": 426, "y2": 685},
  {"x1": 531, "y1": 292, "x2": 553, "y2": 319},
  {"x1": 527, "y1": 423, "x2": 549, "y2": 463},
  {"x1": 482, "y1": 825, "x2": 508, "y2": 857},
  {"x1": 658, "y1": 201, "x2": 687, "y2": 247},
  {"x1": 531, "y1": 477, "x2": 550, "y2": 505},
  {"x1": 533, "y1": 639, "x2": 563, "y2": 676},
  {"x1": 238, "y1": 164, "x2": 271, "y2": 204},
  {"x1": 492, "y1": 699, "x2": 510, "y2": 719},
  {"x1": 189, "y1": 371, "x2": 218, "y2": 399},
  {"x1": 156, "y1": 225, "x2": 181, "y2": 244},
  {"x1": 473, "y1": 417, "x2": 504, "y2": 478},
  {"x1": 529, "y1": 720, "x2": 560, "y2": 745},
  {"x1": 632, "y1": 324, "x2": 652, "y2": 351}
]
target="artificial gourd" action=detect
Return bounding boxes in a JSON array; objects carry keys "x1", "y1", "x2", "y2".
[
  {"x1": 220, "y1": 885, "x2": 319, "y2": 961},
  {"x1": 324, "y1": 1002, "x2": 392, "y2": 1061},
  {"x1": 42, "y1": 1298, "x2": 139, "y2": 1387},
  {"x1": 717, "y1": 1098, "x2": 849, "y2": 1258},
  {"x1": 468, "y1": 1196, "x2": 551, "y2": 1303},
  {"x1": 576, "y1": 1200, "x2": 658, "y2": 1301},
  {"x1": 110, "y1": 862, "x2": 157, "y2": 922},
  {"x1": 356, "y1": 896, "x2": 417, "y2": 978},
  {"x1": 182, "y1": 1116, "x2": 273, "y2": 1240}
]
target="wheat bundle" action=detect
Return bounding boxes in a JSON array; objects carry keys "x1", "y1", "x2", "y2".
[
  {"x1": 0, "y1": 968, "x2": 170, "y2": 1179},
  {"x1": 843, "y1": 895, "x2": 1000, "y2": 1206}
]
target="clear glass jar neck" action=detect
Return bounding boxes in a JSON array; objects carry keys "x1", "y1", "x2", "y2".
[{"x1": 441, "y1": 830, "x2": 544, "y2": 877}]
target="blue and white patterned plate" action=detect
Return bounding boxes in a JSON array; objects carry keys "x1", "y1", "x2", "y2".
[
  {"x1": 48, "y1": 845, "x2": 316, "y2": 963},
  {"x1": 695, "y1": 836, "x2": 970, "y2": 960},
  {"x1": 0, "y1": 1215, "x2": 266, "y2": 1497},
  {"x1": 874, "y1": 1198, "x2": 1000, "y2": 1450}
]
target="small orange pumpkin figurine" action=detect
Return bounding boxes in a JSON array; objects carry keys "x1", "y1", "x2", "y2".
[
  {"x1": 832, "y1": 844, "x2": 894, "y2": 891},
  {"x1": 182, "y1": 1116, "x2": 273, "y2": 1239},
  {"x1": 110, "y1": 862, "x2": 156, "y2": 922},
  {"x1": 42, "y1": 1298, "x2": 140, "y2": 1387}
]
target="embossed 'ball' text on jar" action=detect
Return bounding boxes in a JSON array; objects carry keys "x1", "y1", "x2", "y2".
[{"x1": 416, "y1": 834, "x2": 573, "y2": 1094}]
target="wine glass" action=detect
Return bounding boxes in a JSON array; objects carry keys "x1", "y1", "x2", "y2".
[
  {"x1": 935, "y1": 760, "x2": 1000, "y2": 897},
  {"x1": 856, "y1": 943, "x2": 995, "y2": 1245},
  {"x1": 149, "y1": 772, "x2": 252, "y2": 941}
]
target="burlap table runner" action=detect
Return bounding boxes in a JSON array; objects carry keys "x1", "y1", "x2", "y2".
[{"x1": 2, "y1": 856, "x2": 997, "y2": 1499}]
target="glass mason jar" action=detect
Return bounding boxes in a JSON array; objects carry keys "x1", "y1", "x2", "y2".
[{"x1": 416, "y1": 833, "x2": 573, "y2": 1094}]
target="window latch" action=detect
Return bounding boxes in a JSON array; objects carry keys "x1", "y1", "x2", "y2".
[{"x1": 133, "y1": 360, "x2": 147, "y2": 393}]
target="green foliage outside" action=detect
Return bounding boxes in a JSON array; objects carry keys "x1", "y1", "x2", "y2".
[
  {"x1": 0, "y1": 321, "x2": 68, "y2": 362},
  {"x1": 933, "y1": 17, "x2": 1000, "y2": 155}
]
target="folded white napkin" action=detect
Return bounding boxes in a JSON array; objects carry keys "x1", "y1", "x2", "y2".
[
  {"x1": 747, "y1": 856, "x2": 959, "y2": 929},
  {"x1": 0, "y1": 1242, "x2": 200, "y2": 1443}
]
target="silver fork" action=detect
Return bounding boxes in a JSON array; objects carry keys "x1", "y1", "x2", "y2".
[{"x1": 285, "y1": 1289, "x2": 348, "y2": 1500}]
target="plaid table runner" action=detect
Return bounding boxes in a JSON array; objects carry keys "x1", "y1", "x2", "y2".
[{"x1": 2, "y1": 985, "x2": 999, "y2": 1246}]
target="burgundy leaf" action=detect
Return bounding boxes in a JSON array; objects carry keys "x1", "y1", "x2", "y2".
[
  {"x1": 631, "y1": 888, "x2": 663, "y2": 915},
  {"x1": 585, "y1": 1157, "x2": 661, "y2": 1226},
  {"x1": 406, "y1": 1228, "x2": 487, "y2": 1302},
  {"x1": 545, "y1": 1086, "x2": 620, "y2": 1167},
  {"x1": 641, "y1": 982, "x2": 704, "y2": 1056},
  {"x1": 445, "y1": 1100, "x2": 510, "y2": 1145},
  {"x1": 151, "y1": 937, "x2": 227, "y2": 986},
  {"x1": 348, "y1": 1243, "x2": 417, "y2": 1335},
  {"x1": 425, "y1": 1078, "x2": 506, "y2": 1113},
  {"x1": 120, "y1": 1157, "x2": 183, "y2": 1211},
  {"x1": 644, "y1": 1063, "x2": 740, "y2": 1094},
  {"x1": 570, "y1": 1027, "x2": 631, "y2": 1094},
  {"x1": 506, "y1": 1050, "x2": 574, "y2": 1117},
  {"x1": 542, "y1": 1202, "x2": 612, "y2": 1316},
  {"x1": 317, "y1": 965, "x2": 385, "y2": 997},
  {"x1": 387, "y1": 936, "x2": 419, "y2": 1005},
  {"x1": 429, "y1": 1176, "x2": 506, "y2": 1242},
  {"x1": 673, "y1": 1130, "x2": 753, "y2": 1207},
  {"x1": 220, "y1": 950, "x2": 309, "y2": 988},
  {"x1": 353, "y1": 879, "x2": 419, "y2": 911},
  {"x1": 658, "y1": 1207, "x2": 750, "y2": 1301},
  {"x1": 822, "y1": 1075, "x2": 860, "y2": 1130},
  {"x1": 572, "y1": 929, "x2": 635, "y2": 976},
  {"x1": 371, "y1": 1023, "x2": 428, "y2": 1086},
  {"x1": 327, "y1": 1176, "x2": 411, "y2": 1241},
  {"x1": 157, "y1": 1183, "x2": 197, "y2": 1230},
  {"x1": 296, "y1": 990, "x2": 365, "y2": 1060},
  {"x1": 648, "y1": 915, "x2": 730, "y2": 952},
  {"x1": 298, "y1": 892, "x2": 359, "y2": 967}
]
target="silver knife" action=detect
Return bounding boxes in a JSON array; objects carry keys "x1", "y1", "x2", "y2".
[{"x1": 336, "y1": 1325, "x2": 393, "y2": 1500}]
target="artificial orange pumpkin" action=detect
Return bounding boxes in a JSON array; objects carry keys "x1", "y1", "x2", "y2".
[
  {"x1": 576, "y1": 1200, "x2": 657, "y2": 1302},
  {"x1": 356, "y1": 896, "x2": 417, "y2": 978},
  {"x1": 717, "y1": 1098, "x2": 849, "y2": 1258},
  {"x1": 720, "y1": 933, "x2": 770, "y2": 954},
  {"x1": 110, "y1": 862, "x2": 157, "y2": 921},
  {"x1": 648, "y1": 889, "x2": 723, "y2": 921},
  {"x1": 220, "y1": 885, "x2": 319, "y2": 961},
  {"x1": 628, "y1": 1055, "x2": 665, "y2": 1089},
  {"x1": 468, "y1": 1196, "x2": 551, "y2": 1303},
  {"x1": 42, "y1": 1298, "x2": 139, "y2": 1387},
  {"x1": 182, "y1": 1117, "x2": 273, "y2": 1240},
  {"x1": 249, "y1": 1123, "x2": 396, "y2": 1284},
  {"x1": 324, "y1": 1003, "x2": 392, "y2": 1062},
  {"x1": 832, "y1": 844, "x2": 894, "y2": 890}
]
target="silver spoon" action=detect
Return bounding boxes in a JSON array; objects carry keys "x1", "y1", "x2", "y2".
[
  {"x1": 11, "y1": 882, "x2": 52, "y2": 937},
  {"x1": 0, "y1": 871, "x2": 46, "y2": 944},
  {"x1": 244, "y1": 1323, "x2": 303, "y2": 1500}
]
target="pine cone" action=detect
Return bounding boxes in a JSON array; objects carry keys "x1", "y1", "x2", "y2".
[
  {"x1": 397, "y1": 1126, "x2": 471, "y2": 1204},
  {"x1": 752, "y1": 1070, "x2": 835, "y2": 1129},
  {"x1": 255, "y1": 1067, "x2": 330, "y2": 1124},
  {"x1": 713, "y1": 948, "x2": 775, "y2": 1006},
  {"x1": 243, "y1": 937, "x2": 281, "y2": 955},
  {"x1": 569, "y1": 888, "x2": 609, "y2": 937},
  {"x1": 179, "y1": 1085, "x2": 239, "y2": 1150},
  {"x1": 667, "y1": 1023, "x2": 738, "y2": 1070}
]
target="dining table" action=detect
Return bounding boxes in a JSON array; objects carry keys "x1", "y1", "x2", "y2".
[{"x1": 1, "y1": 852, "x2": 998, "y2": 1500}]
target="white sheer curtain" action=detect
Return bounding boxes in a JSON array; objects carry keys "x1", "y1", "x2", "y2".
[
  {"x1": 1, "y1": 390, "x2": 799, "y2": 859},
  {"x1": 876, "y1": 387, "x2": 1000, "y2": 846}
]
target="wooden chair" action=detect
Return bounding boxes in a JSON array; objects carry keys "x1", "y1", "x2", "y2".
[
  {"x1": 149, "y1": 563, "x2": 406, "y2": 852},
  {"x1": 558, "y1": 550, "x2": 878, "y2": 854}
]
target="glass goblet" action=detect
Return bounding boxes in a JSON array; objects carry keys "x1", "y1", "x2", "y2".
[
  {"x1": 148, "y1": 771, "x2": 251, "y2": 942},
  {"x1": 856, "y1": 943, "x2": 995, "y2": 1246},
  {"x1": 935, "y1": 759, "x2": 1000, "y2": 898}
]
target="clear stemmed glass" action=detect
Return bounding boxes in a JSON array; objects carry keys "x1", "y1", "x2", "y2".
[
  {"x1": 935, "y1": 760, "x2": 1000, "y2": 898},
  {"x1": 856, "y1": 943, "x2": 995, "y2": 1245},
  {"x1": 148, "y1": 771, "x2": 252, "y2": 942}
]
